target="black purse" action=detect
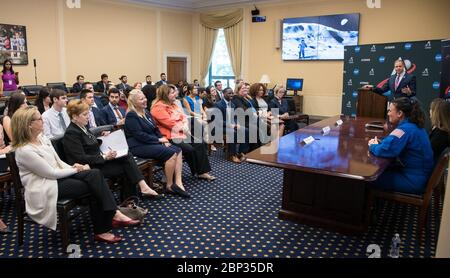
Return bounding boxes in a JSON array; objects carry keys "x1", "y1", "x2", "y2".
[{"x1": 118, "y1": 196, "x2": 148, "y2": 222}]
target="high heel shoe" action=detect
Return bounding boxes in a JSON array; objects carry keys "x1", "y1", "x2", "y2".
[
  {"x1": 112, "y1": 218, "x2": 140, "y2": 228},
  {"x1": 94, "y1": 234, "x2": 122, "y2": 243},
  {"x1": 167, "y1": 184, "x2": 190, "y2": 198}
]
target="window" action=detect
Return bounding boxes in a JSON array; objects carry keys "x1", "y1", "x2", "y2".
[{"x1": 206, "y1": 29, "x2": 235, "y2": 89}]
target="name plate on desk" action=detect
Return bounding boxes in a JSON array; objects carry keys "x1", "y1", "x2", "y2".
[
  {"x1": 322, "y1": 126, "x2": 331, "y2": 135},
  {"x1": 302, "y1": 136, "x2": 315, "y2": 145},
  {"x1": 335, "y1": 119, "x2": 344, "y2": 126}
]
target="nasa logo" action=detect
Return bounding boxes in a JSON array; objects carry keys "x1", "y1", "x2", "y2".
[
  {"x1": 378, "y1": 56, "x2": 385, "y2": 63},
  {"x1": 354, "y1": 46, "x2": 361, "y2": 53},
  {"x1": 404, "y1": 43, "x2": 412, "y2": 50},
  {"x1": 352, "y1": 91, "x2": 358, "y2": 98},
  {"x1": 351, "y1": 113, "x2": 356, "y2": 117},
  {"x1": 353, "y1": 68, "x2": 360, "y2": 75},
  {"x1": 432, "y1": 82, "x2": 440, "y2": 90},
  {"x1": 435, "y1": 54, "x2": 442, "y2": 62}
]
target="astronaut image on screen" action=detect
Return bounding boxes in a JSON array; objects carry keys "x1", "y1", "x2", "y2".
[{"x1": 282, "y1": 13, "x2": 359, "y2": 60}]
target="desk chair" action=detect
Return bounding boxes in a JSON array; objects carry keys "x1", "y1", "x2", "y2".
[{"x1": 366, "y1": 148, "x2": 449, "y2": 242}]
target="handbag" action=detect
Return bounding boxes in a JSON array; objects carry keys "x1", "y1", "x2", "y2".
[{"x1": 118, "y1": 196, "x2": 148, "y2": 222}]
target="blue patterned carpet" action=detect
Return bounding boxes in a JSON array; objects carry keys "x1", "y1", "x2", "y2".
[{"x1": 0, "y1": 150, "x2": 442, "y2": 258}]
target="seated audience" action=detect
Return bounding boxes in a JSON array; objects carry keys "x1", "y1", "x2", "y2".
[
  {"x1": 368, "y1": 98, "x2": 434, "y2": 194},
  {"x1": 12, "y1": 107, "x2": 139, "y2": 243},
  {"x1": 3, "y1": 91, "x2": 27, "y2": 144},
  {"x1": 142, "y1": 84, "x2": 157, "y2": 108},
  {"x1": 0, "y1": 121, "x2": 12, "y2": 172},
  {"x1": 125, "y1": 90, "x2": 187, "y2": 197},
  {"x1": 232, "y1": 82, "x2": 259, "y2": 150},
  {"x1": 269, "y1": 85, "x2": 300, "y2": 134},
  {"x1": 429, "y1": 98, "x2": 450, "y2": 161},
  {"x1": 94, "y1": 73, "x2": 110, "y2": 95},
  {"x1": 102, "y1": 88, "x2": 126, "y2": 126},
  {"x1": 151, "y1": 84, "x2": 216, "y2": 181},
  {"x1": 83, "y1": 82, "x2": 105, "y2": 108},
  {"x1": 215, "y1": 87, "x2": 250, "y2": 163},
  {"x1": 142, "y1": 75, "x2": 153, "y2": 87},
  {"x1": 71, "y1": 75, "x2": 85, "y2": 93},
  {"x1": 63, "y1": 99, "x2": 160, "y2": 200},
  {"x1": 117, "y1": 75, "x2": 132, "y2": 93},
  {"x1": 35, "y1": 87, "x2": 52, "y2": 114},
  {"x1": 133, "y1": 82, "x2": 142, "y2": 90},
  {"x1": 80, "y1": 89, "x2": 106, "y2": 128},
  {"x1": 155, "y1": 73, "x2": 167, "y2": 88},
  {"x1": 42, "y1": 89, "x2": 70, "y2": 139},
  {"x1": 0, "y1": 217, "x2": 10, "y2": 234}
]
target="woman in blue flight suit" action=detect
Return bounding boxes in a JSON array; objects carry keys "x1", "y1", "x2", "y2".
[{"x1": 368, "y1": 97, "x2": 434, "y2": 195}]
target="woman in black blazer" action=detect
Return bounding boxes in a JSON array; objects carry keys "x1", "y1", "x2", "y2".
[
  {"x1": 429, "y1": 98, "x2": 450, "y2": 161},
  {"x1": 125, "y1": 90, "x2": 187, "y2": 198},
  {"x1": 62, "y1": 99, "x2": 160, "y2": 200}
]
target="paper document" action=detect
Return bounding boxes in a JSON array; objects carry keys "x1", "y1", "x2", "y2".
[{"x1": 98, "y1": 129, "x2": 129, "y2": 159}]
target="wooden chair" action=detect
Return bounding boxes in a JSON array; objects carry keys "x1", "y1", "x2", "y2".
[
  {"x1": 6, "y1": 152, "x2": 90, "y2": 249},
  {"x1": 366, "y1": 148, "x2": 449, "y2": 242}
]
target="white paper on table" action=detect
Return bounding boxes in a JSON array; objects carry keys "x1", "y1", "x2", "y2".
[{"x1": 98, "y1": 129, "x2": 129, "y2": 159}]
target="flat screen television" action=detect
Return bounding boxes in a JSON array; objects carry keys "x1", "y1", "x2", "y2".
[
  {"x1": 282, "y1": 13, "x2": 360, "y2": 60},
  {"x1": 286, "y1": 78, "x2": 304, "y2": 92}
]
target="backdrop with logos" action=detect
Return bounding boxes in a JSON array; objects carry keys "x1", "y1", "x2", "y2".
[{"x1": 342, "y1": 39, "x2": 443, "y2": 117}]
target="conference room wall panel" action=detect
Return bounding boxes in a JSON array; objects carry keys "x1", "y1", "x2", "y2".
[
  {"x1": 245, "y1": 0, "x2": 450, "y2": 116},
  {"x1": 0, "y1": 0, "x2": 194, "y2": 86}
]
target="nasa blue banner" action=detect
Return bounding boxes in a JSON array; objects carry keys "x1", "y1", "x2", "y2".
[
  {"x1": 342, "y1": 40, "x2": 443, "y2": 116},
  {"x1": 440, "y1": 39, "x2": 450, "y2": 99}
]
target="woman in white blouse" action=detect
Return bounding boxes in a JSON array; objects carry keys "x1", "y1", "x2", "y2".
[{"x1": 11, "y1": 107, "x2": 140, "y2": 243}]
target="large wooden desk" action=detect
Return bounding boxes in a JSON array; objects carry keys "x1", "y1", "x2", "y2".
[{"x1": 246, "y1": 116, "x2": 391, "y2": 234}]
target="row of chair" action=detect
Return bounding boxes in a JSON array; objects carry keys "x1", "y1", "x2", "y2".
[{"x1": 4, "y1": 136, "x2": 159, "y2": 249}]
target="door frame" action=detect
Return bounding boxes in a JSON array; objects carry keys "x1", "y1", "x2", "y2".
[{"x1": 163, "y1": 52, "x2": 191, "y2": 83}]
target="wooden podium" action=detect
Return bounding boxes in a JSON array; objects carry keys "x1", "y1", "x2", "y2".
[{"x1": 356, "y1": 89, "x2": 388, "y2": 119}]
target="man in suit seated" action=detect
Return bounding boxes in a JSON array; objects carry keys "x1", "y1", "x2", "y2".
[
  {"x1": 94, "y1": 73, "x2": 110, "y2": 105},
  {"x1": 71, "y1": 75, "x2": 84, "y2": 93},
  {"x1": 84, "y1": 82, "x2": 106, "y2": 108},
  {"x1": 216, "y1": 87, "x2": 249, "y2": 163},
  {"x1": 363, "y1": 58, "x2": 416, "y2": 99},
  {"x1": 80, "y1": 89, "x2": 106, "y2": 128},
  {"x1": 102, "y1": 88, "x2": 126, "y2": 126},
  {"x1": 116, "y1": 75, "x2": 133, "y2": 93},
  {"x1": 155, "y1": 73, "x2": 167, "y2": 88}
]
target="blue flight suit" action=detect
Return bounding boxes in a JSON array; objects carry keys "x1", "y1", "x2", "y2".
[{"x1": 369, "y1": 119, "x2": 434, "y2": 194}]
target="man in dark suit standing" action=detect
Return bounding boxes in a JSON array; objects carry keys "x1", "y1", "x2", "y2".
[
  {"x1": 155, "y1": 73, "x2": 167, "y2": 88},
  {"x1": 117, "y1": 75, "x2": 133, "y2": 93},
  {"x1": 71, "y1": 75, "x2": 84, "y2": 93},
  {"x1": 364, "y1": 58, "x2": 416, "y2": 99},
  {"x1": 216, "y1": 87, "x2": 249, "y2": 163},
  {"x1": 102, "y1": 88, "x2": 126, "y2": 125},
  {"x1": 80, "y1": 89, "x2": 106, "y2": 128}
]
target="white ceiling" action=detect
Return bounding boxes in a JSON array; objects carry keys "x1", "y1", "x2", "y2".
[{"x1": 126, "y1": 0, "x2": 275, "y2": 10}]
